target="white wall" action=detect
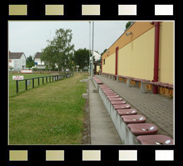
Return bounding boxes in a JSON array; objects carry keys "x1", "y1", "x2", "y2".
[
  {"x1": 9, "y1": 53, "x2": 26, "y2": 70},
  {"x1": 20, "y1": 53, "x2": 26, "y2": 69},
  {"x1": 35, "y1": 58, "x2": 45, "y2": 65}
]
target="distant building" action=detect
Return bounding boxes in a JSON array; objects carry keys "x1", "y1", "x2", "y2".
[
  {"x1": 9, "y1": 51, "x2": 26, "y2": 71},
  {"x1": 33, "y1": 52, "x2": 45, "y2": 69},
  {"x1": 89, "y1": 51, "x2": 101, "y2": 73},
  {"x1": 90, "y1": 50, "x2": 101, "y2": 61}
]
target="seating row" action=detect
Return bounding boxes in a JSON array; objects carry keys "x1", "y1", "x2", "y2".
[
  {"x1": 149, "y1": 81, "x2": 173, "y2": 89},
  {"x1": 93, "y1": 76, "x2": 103, "y2": 89},
  {"x1": 93, "y1": 77, "x2": 173, "y2": 145},
  {"x1": 101, "y1": 72, "x2": 174, "y2": 96}
]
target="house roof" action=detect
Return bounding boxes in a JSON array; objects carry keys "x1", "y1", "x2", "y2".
[
  {"x1": 90, "y1": 51, "x2": 101, "y2": 61},
  {"x1": 34, "y1": 52, "x2": 42, "y2": 59},
  {"x1": 9, "y1": 52, "x2": 25, "y2": 59}
]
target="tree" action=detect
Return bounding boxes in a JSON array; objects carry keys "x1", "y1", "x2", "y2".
[
  {"x1": 41, "y1": 28, "x2": 75, "y2": 71},
  {"x1": 26, "y1": 55, "x2": 35, "y2": 69},
  {"x1": 74, "y1": 48, "x2": 90, "y2": 69},
  {"x1": 95, "y1": 50, "x2": 100, "y2": 54},
  {"x1": 53, "y1": 29, "x2": 75, "y2": 71},
  {"x1": 125, "y1": 21, "x2": 133, "y2": 30},
  {"x1": 101, "y1": 49, "x2": 107, "y2": 56},
  {"x1": 41, "y1": 44, "x2": 57, "y2": 70}
]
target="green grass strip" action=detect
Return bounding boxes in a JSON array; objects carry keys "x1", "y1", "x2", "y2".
[{"x1": 9, "y1": 73, "x2": 88, "y2": 145}]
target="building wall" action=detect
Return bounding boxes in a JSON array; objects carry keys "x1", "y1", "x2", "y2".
[
  {"x1": 159, "y1": 22, "x2": 174, "y2": 84},
  {"x1": 9, "y1": 54, "x2": 26, "y2": 70},
  {"x1": 102, "y1": 52, "x2": 115, "y2": 74},
  {"x1": 102, "y1": 21, "x2": 174, "y2": 84},
  {"x1": 102, "y1": 22, "x2": 154, "y2": 60},
  {"x1": 13, "y1": 59, "x2": 20, "y2": 70},
  {"x1": 9, "y1": 59, "x2": 13, "y2": 68},
  {"x1": 20, "y1": 54, "x2": 26, "y2": 69},
  {"x1": 35, "y1": 58, "x2": 45, "y2": 65},
  {"x1": 96, "y1": 65, "x2": 100, "y2": 72},
  {"x1": 118, "y1": 27, "x2": 154, "y2": 80}
]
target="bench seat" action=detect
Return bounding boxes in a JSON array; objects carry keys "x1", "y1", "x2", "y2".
[
  {"x1": 136, "y1": 135, "x2": 173, "y2": 145},
  {"x1": 113, "y1": 104, "x2": 131, "y2": 109},
  {"x1": 127, "y1": 123, "x2": 158, "y2": 135},
  {"x1": 121, "y1": 115, "x2": 146, "y2": 124},
  {"x1": 110, "y1": 100, "x2": 126, "y2": 105},
  {"x1": 117, "y1": 109, "x2": 138, "y2": 115}
]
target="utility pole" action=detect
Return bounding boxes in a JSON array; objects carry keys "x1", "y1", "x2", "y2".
[
  {"x1": 91, "y1": 21, "x2": 94, "y2": 78},
  {"x1": 89, "y1": 21, "x2": 91, "y2": 75}
]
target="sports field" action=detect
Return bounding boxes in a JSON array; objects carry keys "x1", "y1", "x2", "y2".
[
  {"x1": 9, "y1": 73, "x2": 53, "y2": 97},
  {"x1": 9, "y1": 73, "x2": 88, "y2": 145}
]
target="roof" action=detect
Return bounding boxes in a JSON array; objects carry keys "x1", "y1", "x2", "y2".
[
  {"x1": 9, "y1": 52, "x2": 25, "y2": 59},
  {"x1": 90, "y1": 51, "x2": 101, "y2": 61},
  {"x1": 34, "y1": 52, "x2": 42, "y2": 59}
]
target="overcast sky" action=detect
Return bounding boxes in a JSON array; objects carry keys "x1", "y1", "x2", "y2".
[{"x1": 9, "y1": 21, "x2": 128, "y2": 57}]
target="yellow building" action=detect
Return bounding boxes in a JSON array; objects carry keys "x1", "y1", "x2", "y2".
[{"x1": 101, "y1": 21, "x2": 174, "y2": 96}]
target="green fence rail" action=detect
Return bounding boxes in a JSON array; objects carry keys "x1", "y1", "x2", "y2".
[{"x1": 16, "y1": 73, "x2": 74, "y2": 93}]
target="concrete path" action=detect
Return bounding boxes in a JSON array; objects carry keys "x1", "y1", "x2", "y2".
[
  {"x1": 89, "y1": 79, "x2": 122, "y2": 145},
  {"x1": 96, "y1": 75, "x2": 174, "y2": 138}
]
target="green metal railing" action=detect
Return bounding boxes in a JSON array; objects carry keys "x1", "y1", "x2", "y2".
[{"x1": 16, "y1": 73, "x2": 74, "y2": 93}]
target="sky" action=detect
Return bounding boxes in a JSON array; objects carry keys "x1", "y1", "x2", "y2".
[{"x1": 9, "y1": 21, "x2": 128, "y2": 58}]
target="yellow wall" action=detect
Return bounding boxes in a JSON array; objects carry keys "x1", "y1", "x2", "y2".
[
  {"x1": 118, "y1": 27, "x2": 154, "y2": 80},
  {"x1": 102, "y1": 22, "x2": 154, "y2": 60},
  {"x1": 102, "y1": 52, "x2": 115, "y2": 74},
  {"x1": 102, "y1": 21, "x2": 174, "y2": 84},
  {"x1": 159, "y1": 22, "x2": 174, "y2": 84},
  {"x1": 96, "y1": 65, "x2": 100, "y2": 72}
]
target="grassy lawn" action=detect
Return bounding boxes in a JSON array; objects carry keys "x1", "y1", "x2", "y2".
[
  {"x1": 9, "y1": 73, "x2": 88, "y2": 145},
  {"x1": 9, "y1": 73, "x2": 54, "y2": 97}
]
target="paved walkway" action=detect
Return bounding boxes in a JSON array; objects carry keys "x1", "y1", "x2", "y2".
[
  {"x1": 95, "y1": 75, "x2": 174, "y2": 138},
  {"x1": 89, "y1": 78, "x2": 122, "y2": 145}
]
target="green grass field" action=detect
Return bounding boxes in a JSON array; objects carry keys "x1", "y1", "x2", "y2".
[
  {"x1": 9, "y1": 73, "x2": 54, "y2": 97},
  {"x1": 9, "y1": 73, "x2": 88, "y2": 145}
]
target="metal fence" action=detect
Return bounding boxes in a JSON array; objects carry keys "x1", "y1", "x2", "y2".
[{"x1": 15, "y1": 73, "x2": 74, "y2": 93}]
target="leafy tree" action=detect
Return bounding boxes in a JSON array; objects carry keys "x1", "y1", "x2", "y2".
[
  {"x1": 41, "y1": 28, "x2": 75, "y2": 71},
  {"x1": 74, "y1": 48, "x2": 90, "y2": 69},
  {"x1": 52, "y1": 29, "x2": 75, "y2": 71},
  {"x1": 41, "y1": 44, "x2": 57, "y2": 70},
  {"x1": 26, "y1": 55, "x2": 35, "y2": 69},
  {"x1": 95, "y1": 50, "x2": 100, "y2": 54},
  {"x1": 125, "y1": 21, "x2": 134, "y2": 30},
  {"x1": 101, "y1": 49, "x2": 107, "y2": 55}
]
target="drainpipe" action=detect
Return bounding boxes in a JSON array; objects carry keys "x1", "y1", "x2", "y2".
[
  {"x1": 115, "y1": 47, "x2": 119, "y2": 76},
  {"x1": 152, "y1": 22, "x2": 160, "y2": 94},
  {"x1": 101, "y1": 58, "x2": 102, "y2": 73}
]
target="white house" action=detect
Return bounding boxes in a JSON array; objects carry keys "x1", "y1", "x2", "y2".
[
  {"x1": 33, "y1": 52, "x2": 59, "y2": 69},
  {"x1": 33, "y1": 52, "x2": 46, "y2": 69},
  {"x1": 89, "y1": 50, "x2": 101, "y2": 70},
  {"x1": 90, "y1": 50, "x2": 101, "y2": 61},
  {"x1": 9, "y1": 51, "x2": 26, "y2": 71}
]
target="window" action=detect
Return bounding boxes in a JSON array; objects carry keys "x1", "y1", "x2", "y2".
[{"x1": 103, "y1": 59, "x2": 105, "y2": 65}]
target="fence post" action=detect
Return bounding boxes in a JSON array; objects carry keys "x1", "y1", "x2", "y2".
[
  {"x1": 32, "y1": 78, "x2": 34, "y2": 88},
  {"x1": 16, "y1": 80, "x2": 18, "y2": 93},
  {"x1": 25, "y1": 80, "x2": 27, "y2": 90}
]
